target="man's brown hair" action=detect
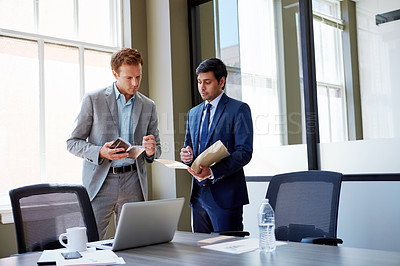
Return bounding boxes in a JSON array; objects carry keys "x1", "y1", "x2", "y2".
[{"x1": 111, "y1": 48, "x2": 143, "y2": 74}]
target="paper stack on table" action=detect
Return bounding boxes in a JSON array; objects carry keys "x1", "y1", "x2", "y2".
[
  {"x1": 201, "y1": 238, "x2": 287, "y2": 254},
  {"x1": 201, "y1": 238, "x2": 259, "y2": 254},
  {"x1": 37, "y1": 248, "x2": 125, "y2": 265}
]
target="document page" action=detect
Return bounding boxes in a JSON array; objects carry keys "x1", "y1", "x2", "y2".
[
  {"x1": 154, "y1": 159, "x2": 188, "y2": 169},
  {"x1": 201, "y1": 238, "x2": 287, "y2": 254},
  {"x1": 38, "y1": 249, "x2": 125, "y2": 265},
  {"x1": 154, "y1": 140, "x2": 229, "y2": 173},
  {"x1": 201, "y1": 238, "x2": 259, "y2": 254}
]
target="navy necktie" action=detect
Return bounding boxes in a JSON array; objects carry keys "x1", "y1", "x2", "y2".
[
  {"x1": 196, "y1": 103, "x2": 211, "y2": 187},
  {"x1": 199, "y1": 103, "x2": 212, "y2": 154}
]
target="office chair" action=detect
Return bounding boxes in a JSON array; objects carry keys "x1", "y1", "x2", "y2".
[
  {"x1": 266, "y1": 170, "x2": 343, "y2": 246},
  {"x1": 9, "y1": 183, "x2": 99, "y2": 253}
]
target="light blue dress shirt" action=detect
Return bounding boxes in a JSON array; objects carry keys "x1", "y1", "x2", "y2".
[
  {"x1": 112, "y1": 83, "x2": 136, "y2": 167},
  {"x1": 199, "y1": 92, "x2": 224, "y2": 141},
  {"x1": 198, "y1": 92, "x2": 224, "y2": 179}
]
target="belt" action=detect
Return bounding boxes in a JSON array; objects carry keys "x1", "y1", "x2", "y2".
[{"x1": 109, "y1": 164, "x2": 136, "y2": 174}]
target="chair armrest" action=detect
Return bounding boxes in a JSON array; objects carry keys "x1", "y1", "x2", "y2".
[
  {"x1": 301, "y1": 237, "x2": 343, "y2": 246},
  {"x1": 211, "y1": 231, "x2": 250, "y2": 237}
]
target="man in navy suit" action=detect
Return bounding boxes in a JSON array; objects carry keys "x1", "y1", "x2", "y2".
[{"x1": 180, "y1": 58, "x2": 253, "y2": 233}]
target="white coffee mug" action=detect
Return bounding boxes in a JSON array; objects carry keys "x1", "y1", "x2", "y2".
[{"x1": 59, "y1": 227, "x2": 88, "y2": 252}]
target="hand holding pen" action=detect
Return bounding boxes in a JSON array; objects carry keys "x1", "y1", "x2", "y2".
[{"x1": 180, "y1": 146, "x2": 193, "y2": 163}]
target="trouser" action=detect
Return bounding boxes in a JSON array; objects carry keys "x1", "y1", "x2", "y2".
[
  {"x1": 91, "y1": 170, "x2": 144, "y2": 240},
  {"x1": 191, "y1": 185, "x2": 244, "y2": 234}
]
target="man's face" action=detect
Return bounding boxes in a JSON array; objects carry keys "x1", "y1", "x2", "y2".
[
  {"x1": 113, "y1": 63, "x2": 142, "y2": 100},
  {"x1": 197, "y1": 71, "x2": 225, "y2": 102}
]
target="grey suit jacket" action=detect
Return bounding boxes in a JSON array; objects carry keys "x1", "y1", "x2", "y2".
[{"x1": 67, "y1": 84, "x2": 161, "y2": 201}]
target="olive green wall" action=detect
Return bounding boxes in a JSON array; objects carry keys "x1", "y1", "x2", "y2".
[
  {"x1": 144, "y1": 0, "x2": 192, "y2": 232},
  {"x1": 281, "y1": 0, "x2": 303, "y2": 145},
  {"x1": 0, "y1": 222, "x2": 17, "y2": 257}
]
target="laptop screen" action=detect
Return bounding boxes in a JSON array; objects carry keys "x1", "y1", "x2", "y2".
[{"x1": 88, "y1": 198, "x2": 185, "y2": 251}]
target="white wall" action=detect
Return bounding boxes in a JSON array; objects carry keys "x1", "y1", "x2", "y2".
[
  {"x1": 320, "y1": 139, "x2": 400, "y2": 174},
  {"x1": 243, "y1": 182, "x2": 269, "y2": 237},
  {"x1": 322, "y1": 138, "x2": 400, "y2": 251},
  {"x1": 338, "y1": 181, "x2": 400, "y2": 251}
]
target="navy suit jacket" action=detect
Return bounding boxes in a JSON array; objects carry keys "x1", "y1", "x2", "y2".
[{"x1": 184, "y1": 93, "x2": 253, "y2": 209}]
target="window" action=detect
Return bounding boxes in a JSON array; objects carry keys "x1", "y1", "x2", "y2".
[
  {"x1": 298, "y1": 0, "x2": 347, "y2": 143},
  {"x1": 212, "y1": 0, "x2": 347, "y2": 175},
  {"x1": 356, "y1": 0, "x2": 400, "y2": 139},
  {"x1": 0, "y1": 0, "x2": 124, "y2": 206},
  {"x1": 215, "y1": 0, "x2": 282, "y2": 176}
]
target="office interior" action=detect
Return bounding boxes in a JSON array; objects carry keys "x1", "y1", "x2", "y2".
[{"x1": 0, "y1": 0, "x2": 399, "y2": 258}]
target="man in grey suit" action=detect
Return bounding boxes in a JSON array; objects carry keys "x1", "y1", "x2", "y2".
[{"x1": 67, "y1": 48, "x2": 161, "y2": 239}]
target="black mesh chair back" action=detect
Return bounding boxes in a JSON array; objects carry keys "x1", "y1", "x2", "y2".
[
  {"x1": 266, "y1": 170, "x2": 342, "y2": 245},
  {"x1": 9, "y1": 183, "x2": 99, "y2": 253}
]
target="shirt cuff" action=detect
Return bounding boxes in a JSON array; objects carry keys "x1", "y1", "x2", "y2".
[
  {"x1": 209, "y1": 168, "x2": 214, "y2": 180},
  {"x1": 144, "y1": 153, "x2": 155, "y2": 163}
]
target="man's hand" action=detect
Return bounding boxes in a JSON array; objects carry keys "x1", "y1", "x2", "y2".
[
  {"x1": 180, "y1": 146, "x2": 193, "y2": 163},
  {"x1": 188, "y1": 165, "x2": 212, "y2": 182},
  {"x1": 142, "y1": 135, "x2": 156, "y2": 157},
  {"x1": 99, "y1": 141, "x2": 130, "y2": 161}
]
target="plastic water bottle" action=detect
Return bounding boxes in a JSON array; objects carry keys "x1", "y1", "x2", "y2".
[{"x1": 258, "y1": 198, "x2": 276, "y2": 252}]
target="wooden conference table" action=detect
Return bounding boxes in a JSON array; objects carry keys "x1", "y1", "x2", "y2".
[{"x1": 1, "y1": 231, "x2": 400, "y2": 266}]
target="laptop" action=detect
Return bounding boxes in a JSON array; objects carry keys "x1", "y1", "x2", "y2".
[{"x1": 88, "y1": 198, "x2": 184, "y2": 251}]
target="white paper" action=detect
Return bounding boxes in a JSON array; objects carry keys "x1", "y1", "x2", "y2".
[
  {"x1": 37, "y1": 248, "x2": 125, "y2": 266},
  {"x1": 38, "y1": 249, "x2": 62, "y2": 264},
  {"x1": 57, "y1": 250, "x2": 125, "y2": 266},
  {"x1": 201, "y1": 238, "x2": 287, "y2": 254},
  {"x1": 57, "y1": 250, "x2": 125, "y2": 265},
  {"x1": 154, "y1": 159, "x2": 188, "y2": 169},
  {"x1": 155, "y1": 141, "x2": 229, "y2": 173},
  {"x1": 201, "y1": 238, "x2": 259, "y2": 254}
]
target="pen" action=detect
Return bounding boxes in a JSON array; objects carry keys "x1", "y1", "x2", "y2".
[{"x1": 188, "y1": 151, "x2": 192, "y2": 155}]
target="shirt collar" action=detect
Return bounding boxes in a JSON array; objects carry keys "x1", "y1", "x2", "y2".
[
  {"x1": 205, "y1": 91, "x2": 224, "y2": 110},
  {"x1": 113, "y1": 82, "x2": 135, "y2": 103}
]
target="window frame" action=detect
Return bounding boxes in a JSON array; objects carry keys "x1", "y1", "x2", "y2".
[
  {"x1": 297, "y1": 0, "x2": 347, "y2": 144},
  {"x1": 0, "y1": 0, "x2": 128, "y2": 214}
]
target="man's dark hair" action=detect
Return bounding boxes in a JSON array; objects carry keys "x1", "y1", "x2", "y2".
[{"x1": 196, "y1": 58, "x2": 228, "y2": 89}]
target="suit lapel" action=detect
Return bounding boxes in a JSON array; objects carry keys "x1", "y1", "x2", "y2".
[
  {"x1": 192, "y1": 105, "x2": 203, "y2": 156},
  {"x1": 207, "y1": 93, "x2": 228, "y2": 144},
  {"x1": 105, "y1": 85, "x2": 119, "y2": 129}
]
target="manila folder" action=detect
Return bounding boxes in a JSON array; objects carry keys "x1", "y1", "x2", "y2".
[{"x1": 191, "y1": 140, "x2": 229, "y2": 173}]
